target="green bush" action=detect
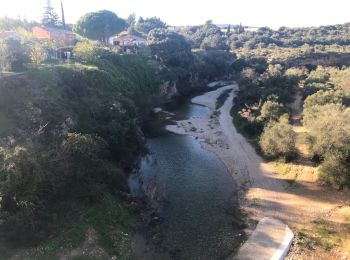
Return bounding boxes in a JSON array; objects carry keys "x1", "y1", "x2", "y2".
[
  {"x1": 258, "y1": 100, "x2": 286, "y2": 123},
  {"x1": 0, "y1": 55, "x2": 161, "y2": 245},
  {"x1": 319, "y1": 155, "x2": 350, "y2": 187},
  {"x1": 259, "y1": 121, "x2": 296, "y2": 160}
]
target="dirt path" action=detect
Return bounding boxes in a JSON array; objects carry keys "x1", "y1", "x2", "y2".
[{"x1": 167, "y1": 84, "x2": 350, "y2": 259}]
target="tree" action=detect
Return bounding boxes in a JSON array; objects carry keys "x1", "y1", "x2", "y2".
[
  {"x1": 259, "y1": 121, "x2": 296, "y2": 160},
  {"x1": 73, "y1": 10, "x2": 127, "y2": 44},
  {"x1": 30, "y1": 44, "x2": 46, "y2": 66},
  {"x1": 303, "y1": 90, "x2": 343, "y2": 113},
  {"x1": 194, "y1": 50, "x2": 236, "y2": 79},
  {"x1": 73, "y1": 41, "x2": 111, "y2": 62},
  {"x1": 126, "y1": 13, "x2": 136, "y2": 27},
  {"x1": 304, "y1": 104, "x2": 350, "y2": 187},
  {"x1": 319, "y1": 155, "x2": 350, "y2": 187},
  {"x1": 41, "y1": 0, "x2": 59, "y2": 27},
  {"x1": 135, "y1": 17, "x2": 166, "y2": 35},
  {"x1": 200, "y1": 34, "x2": 227, "y2": 50},
  {"x1": 2, "y1": 39, "x2": 29, "y2": 72},
  {"x1": 259, "y1": 100, "x2": 285, "y2": 123},
  {"x1": 147, "y1": 29, "x2": 192, "y2": 67},
  {"x1": 0, "y1": 40, "x2": 9, "y2": 71}
]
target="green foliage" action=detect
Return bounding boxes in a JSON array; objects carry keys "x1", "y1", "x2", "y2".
[
  {"x1": 22, "y1": 197, "x2": 136, "y2": 259},
  {"x1": 126, "y1": 13, "x2": 136, "y2": 28},
  {"x1": 304, "y1": 104, "x2": 350, "y2": 186},
  {"x1": 0, "y1": 40, "x2": 9, "y2": 71},
  {"x1": 135, "y1": 16, "x2": 166, "y2": 35},
  {"x1": 147, "y1": 28, "x2": 193, "y2": 68},
  {"x1": 73, "y1": 10, "x2": 127, "y2": 44},
  {"x1": 319, "y1": 155, "x2": 349, "y2": 187},
  {"x1": 303, "y1": 90, "x2": 343, "y2": 111},
  {"x1": 216, "y1": 89, "x2": 231, "y2": 109},
  {"x1": 0, "y1": 39, "x2": 30, "y2": 72},
  {"x1": 41, "y1": 0, "x2": 59, "y2": 27},
  {"x1": 200, "y1": 34, "x2": 227, "y2": 50},
  {"x1": 73, "y1": 41, "x2": 112, "y2": 63},
  {"x1": 259, "y1": 100, "x2": 286, "y2": 123},
  {"x1": 30, "y1": 44, "x2": 46, "y2": 66},
  {"x1": 194, "y1": 50, "x2": 236, "y2": 80},
  {"x1": 0, "y1": 16, "x2": 38, "y2": 31},
  {"x1": 229, "y1": 22, "x2": 350, "y2": 188},
  {"x1": 306, "y1": 66, "x2": 330, "y2": 84},
  {"x1": 259, "y1": 121, "x2": 296, "y2": 160},
  {"x1": 0, "y1": 55, "x2": 162, "y2": 245},
  {"x1": 176, "y1": 22, "x2": 222, "y2": 49}
]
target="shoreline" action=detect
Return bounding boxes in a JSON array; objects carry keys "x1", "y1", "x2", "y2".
[
  {"x1": 165, "y1": 83, "x2": 350, "y2": 259},
  {"x1": 166, "y1": 84, "x2": 254, "y2": 203}
]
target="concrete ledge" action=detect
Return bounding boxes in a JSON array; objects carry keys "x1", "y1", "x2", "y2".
[
  {"x1": 271, "y1": 224, "x2": 294, "y2": 260},
  {"x1": 235, "y1": 217, "x2": 294, "y2": 260}
]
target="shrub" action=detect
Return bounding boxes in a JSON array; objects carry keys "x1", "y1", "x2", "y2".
[
  {"x1": 319, "y1": 155, "x2": 350, "y2": 187},
  {"x1": 258, "y1": 100, "x2": 285, "y2": 123},
  {"x1": 259, "y1": 121, "x2": 296, "y2": 160}
]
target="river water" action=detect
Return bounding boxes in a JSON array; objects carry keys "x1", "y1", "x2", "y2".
[{"x1": 129, "y1": 99, "x2": 244, "y2": 260}]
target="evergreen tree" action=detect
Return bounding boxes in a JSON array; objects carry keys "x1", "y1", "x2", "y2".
[{"x1": 41, "y1": 0, "x2": 59, "y2": 27}]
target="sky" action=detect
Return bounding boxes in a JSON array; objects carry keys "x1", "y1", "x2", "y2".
[{"x1": 0, "y1": 0, "x2": 349, "y2": 28}]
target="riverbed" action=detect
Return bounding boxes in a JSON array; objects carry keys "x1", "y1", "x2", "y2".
[{"x1": 130, "y1": 95, "x2": 244, "y2": 259}]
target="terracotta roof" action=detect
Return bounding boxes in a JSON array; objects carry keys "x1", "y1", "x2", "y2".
[
  {"x1": 0, "y1": 31, "x2": 19, "y2": 39},
  {"x1": 35, "y1": 26, "x2": 74, "y2": 34}
]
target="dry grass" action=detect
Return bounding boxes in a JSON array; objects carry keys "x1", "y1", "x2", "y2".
[
  {"x1": 288, "y1": 206, "x2": 350, "y2": 260},
  {"x1": 268, "y1": 161, "x2": 318, "y2": 183}
]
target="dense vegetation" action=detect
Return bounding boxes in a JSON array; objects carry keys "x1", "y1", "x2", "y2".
[
  {"x1": 0, "y1": 52, "x2": 162, "y2": 247},
  {"x1": 2, "y1": 7, "x2": 350, "y2": 257},
  {"x1": 230, "y1": 38, "x2": 350, "y2": 187},
  {"x1": 0, "y1": 13, "x2": 238, "y2": 257}
]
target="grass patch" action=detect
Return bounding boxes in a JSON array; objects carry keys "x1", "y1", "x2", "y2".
[
  {"x1": 19, "y1": 196, "x2": 136, "y2": 260},
  {"x1": 268, "y1": 161, "x2": 318, "y2": 182},
  {"x1": 296, "y1": 219, "x2": 343, "y2": 253},
  {"x1": 211, "y1": 109, "x2": 221, "y2": 118},
  {"x1": 215, "y1": 89, "x2": 231, "y2": 109}
]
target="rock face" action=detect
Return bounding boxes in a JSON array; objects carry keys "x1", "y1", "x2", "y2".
[
  {"x1": 159, "y1": 80, "x2": 178, "y2": 100},
  {"x1": 235, "y1": 217, "x2": 294, "y2": 260}
]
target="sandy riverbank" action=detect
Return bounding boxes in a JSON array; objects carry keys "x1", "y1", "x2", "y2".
[{"x1": 166, "y1": 84, "x2": 350, "y2": 259}]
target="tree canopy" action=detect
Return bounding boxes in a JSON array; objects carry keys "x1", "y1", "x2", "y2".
[
  {"x1": 41, "y1": 0, "x2": 59, "y2": 27},
  {"x1": 73, "y1": 10, "x2": 127, "y2": 44},
  {"x1": 147, "y1": 29, "x2": 192, "y2": 67},
  {"x1": 135, "y1": 17, "x2": 166, "y2": 35}
]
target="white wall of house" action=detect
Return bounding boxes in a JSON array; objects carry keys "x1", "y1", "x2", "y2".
[{"x1": 108, "y1": 35, "x2": 147, "y2": 46}]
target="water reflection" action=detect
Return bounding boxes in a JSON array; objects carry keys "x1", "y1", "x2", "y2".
[{"x1": 130, "y1": 103, "x2": 243, "y2": 260}]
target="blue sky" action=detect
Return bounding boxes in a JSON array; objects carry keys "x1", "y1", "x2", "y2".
[{"x1": 0, "y1": 0, "x2": 349, "y2": 28}]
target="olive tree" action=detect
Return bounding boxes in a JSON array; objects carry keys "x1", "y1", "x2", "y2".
[
  {"x1": 259, "y1": 121, "x2": 296, "y2": 160},
  {"x1": 304, "y1": 104, "x2": 350, "y2": 187},
  {"x1": 259, "y1": 100, "x2": 285, "y2": 123}
]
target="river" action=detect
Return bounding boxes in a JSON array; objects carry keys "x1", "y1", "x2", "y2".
[{"x1": 129, "y1": 97, "x2": 245, "y2": 260}]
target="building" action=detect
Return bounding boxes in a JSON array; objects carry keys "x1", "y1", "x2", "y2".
[
  {"x1": 0, "y1": 31, "x2": 21, "y2": 41},
  {"x1": 32, "y1": 26, "x2": 76, "y2": 46},
  {"x1": 109, "y1": 34, "x2": 147, "y2": 53}
]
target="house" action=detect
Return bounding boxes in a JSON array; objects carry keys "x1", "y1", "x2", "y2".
[
  {"x1": 109, "y1": 34, "x2": 147, "y2": 53},
  {"x1": 0, "y1": 31, "x2": 21, "y2": 41},
  {"x1": 32, "y1": 26, "x2": 76, "y2": 46}
]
